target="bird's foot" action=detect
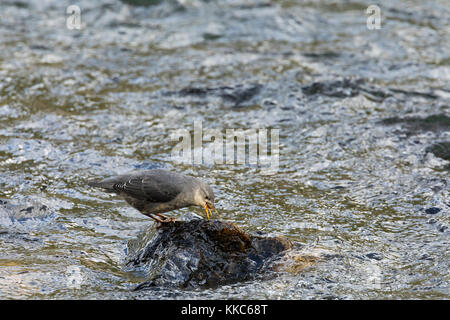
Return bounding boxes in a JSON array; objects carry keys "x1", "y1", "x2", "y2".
[{"x1": 154, "y1": 215, "x2": 177, "y2": 228}]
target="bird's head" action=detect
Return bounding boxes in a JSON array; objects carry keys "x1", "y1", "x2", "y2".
[{"x1": 193, "y1": 182, "x2": 216, "y2": 219}]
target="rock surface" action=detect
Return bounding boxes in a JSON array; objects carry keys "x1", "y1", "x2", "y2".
[
  {"x1": 381, "y1": 114, "x2": 450, "y2": 135},
  {"x1": 175, "y1": 83, "x2": 263, "y2": 108},
  {"x1": 426, "y1": 142, "x2": 450, "y2": 162},
  {"x1": 125, "y1": 219, "x2": 293, "y2": 290}
]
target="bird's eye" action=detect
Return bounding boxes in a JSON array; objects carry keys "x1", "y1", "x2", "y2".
[{"x1": 205, "y1": 195, "x2": 209, "y2": 200}]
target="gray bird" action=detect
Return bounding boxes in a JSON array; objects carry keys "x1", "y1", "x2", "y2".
[{"x1": 88, "y1": 169, "x2": 216, "y2": 223}]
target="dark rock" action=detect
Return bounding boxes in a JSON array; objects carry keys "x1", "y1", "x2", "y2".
[
  {"x1": 388, "y1": 88, "x2": 438, "y2": 99},
  {"x1": 20, "y1": 207, "x2": 34, "y2": 214},
  {"x1": 381, "y1": 114, "x2": 450, "y2": 135},
  {"x1": 219, "y1": 84, "x2": 262, "y2": 107},
  {"x1": 302, "y1": 78, "x2": 364, "y2": 98},
  {"x1": 301, "y1": 78, "x2": 392, "y2": 101},
  {"x1": 179, "y1": 87, "x2": 210, "y2": 97},
  {"x1": 425, "y1": 207, "x2": 441, "y2": 215},
  {"x1": 303, "y1": 52, "x2": 340, "y2": 59},
  {"x1": 120, "y1": 0, "x2": 163, "y2": 6},
  {"x1": 29, "y1": 44, "x2": 51, "y2": 51},
  {"x1": 426, "y1": 142, "x2": 450, "y2": 161},
  {"x1": 381, "y1": 116, "x2": 449, "y2": 169},
  {"x1": 177, "y1": 83, "x2": 262, "y2": 108},
  {"x1": 365, "y1": 252, "x2": 383, "y2": 261},
  {"x1": 419, "y1": 254, "x2": 433, "y2": 261},
  {"x1": 125, "y1": 219, "x2": 292, "y2": 290}
]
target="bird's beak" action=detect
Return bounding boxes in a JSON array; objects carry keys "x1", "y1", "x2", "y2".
[{"x1": 204, "y1": 201, "x2": 217, "y2": 220}]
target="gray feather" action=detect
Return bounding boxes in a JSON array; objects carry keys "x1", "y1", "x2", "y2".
[{"x1": 89, "y1": 170, "x2": 188, "y2": 203}]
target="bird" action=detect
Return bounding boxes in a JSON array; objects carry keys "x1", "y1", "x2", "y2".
[{"x1": 88, "y1": 169, "x2": 216, "y2": 224}]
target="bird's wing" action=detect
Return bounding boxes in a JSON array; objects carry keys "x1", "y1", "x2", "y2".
[{"x1": 113, "y1": 171, "x2": 185, "y2": 203}]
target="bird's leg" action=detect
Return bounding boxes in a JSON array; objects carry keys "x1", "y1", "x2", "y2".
[
  {"x1": 146, "y1": 214, "x2": 166, "y2": 223},
  {"x1": 155, "y1": 213, "x2": 177, "y2": 223},
  {"x1": 145, "y1": 214, "x2": 175, "y2": 229}
]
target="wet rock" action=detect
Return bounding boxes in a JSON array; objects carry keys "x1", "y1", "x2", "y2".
[
  {"x1": 381, "y1": 116, "x2": 449, "y2": 169},
  {"x1": 388, "y1": 88, "x2": 438, "y2": 100},
  {"x1": 301, "y1": 78, "x2": 391, "y2": 101},
  {"x1": 419, "y1": 254, "x2": 433, "y2": 261},
  {"x1": 120, "y1": 0, "x2": 163, "y2": 6},
  {"x1": 302, "y1": 52, "x2": 340, "y2": 59},
  {"x1": 177, "y1": 83, "x2": 262, "y2": 108},
  {"x1": 302, "y1": 78, "x2": 363, "y2": 98},
  {"x1": 426, "y1": 142, "x2": 450, "y2": 161},
  {"x1": 125, "y1": 219, "x2": 292, "y2": 290},
  {"x1": 381, "y1": 114, "x2": 450, "y2": 135},
  {"x1": 29, "y1": 44, "x2": 51, "y2": 51},
  {"x1": 425, "y1": 207, "x2": 441, "y2": 215},
  {"x1": 365, "y1": 252, "x2": 383, "y2": 261},
  {"x1": 218, "y1": 84, "x2": 262, "y2": 107}
]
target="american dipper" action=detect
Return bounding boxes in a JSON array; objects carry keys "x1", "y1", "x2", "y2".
[{"x1": 88, "y1": 169, "x2": 216, "y2": 223}]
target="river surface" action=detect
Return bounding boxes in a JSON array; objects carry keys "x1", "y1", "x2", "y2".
[{"x1": 0, "y1": 0, "x2": 449, "y2": 299}]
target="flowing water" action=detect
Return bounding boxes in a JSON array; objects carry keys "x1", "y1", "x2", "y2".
[{"x1": 0, "y1": 0, "x2": 449, "y2": 299}]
